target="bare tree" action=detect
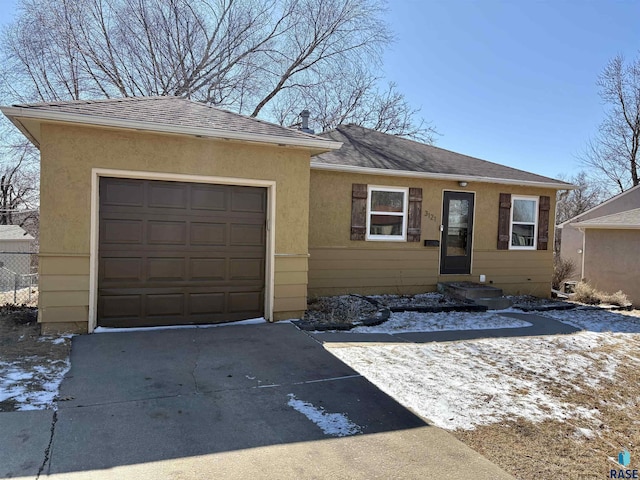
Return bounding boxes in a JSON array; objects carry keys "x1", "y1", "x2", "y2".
[
  {"x1": 271, "y1": 68, "x2": 438, "y2": 142},
  {"x1": 0, "y1": 121, "x2": 40, "y2": 238},
  {"x1": 555, "y1": 170, "x2": 607, "y2": 225},
  {"x1": 0, "y1": 0, "x2": 432, "y2": 138},
  {"x1": 580, "y1": 54, "x2": 640, "y2": 193}
]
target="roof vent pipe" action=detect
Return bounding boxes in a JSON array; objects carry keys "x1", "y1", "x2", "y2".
[{"x1": 299, "y1": 110, "x2": 314, "y2": 134}]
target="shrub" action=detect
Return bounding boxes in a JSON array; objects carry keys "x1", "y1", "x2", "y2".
[
  {"x1": 572, "y1": 281, "x2": 630, "y2": 307},
  {"x1": 552, "y1": 256, "x2": 576, "y2": 290},
  {"x1": 572, "y1": 282, "x2": 600, "y2": 304}
]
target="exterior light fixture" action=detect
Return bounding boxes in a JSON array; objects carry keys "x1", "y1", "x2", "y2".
[{"x1": 458, "y1": 181, "x2": 468, "y2": 187}]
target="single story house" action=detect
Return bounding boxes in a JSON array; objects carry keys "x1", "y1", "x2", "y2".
[
  {"x1": 1, "y1": 96, "x2": 571, "y2": 333},
  {"x1": 559, "y1": 186, "x2": 640, "y2": 305}
]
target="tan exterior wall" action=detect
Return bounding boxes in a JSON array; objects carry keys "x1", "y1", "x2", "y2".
[
  {"x1": 308, "y1": 170, "x2": 556, "y2": 298},
  {"x1": 583, "y1": 229, "x2": 640, "y2": 306},
  {"x1": 557, "y1": 225, "x2": 584, "y2": 281},
  {"x1": 39, "y1": 123, "x2": 312, "y2": 332},
  {"x1": 559, "y1": 185, "x2": 640, "y2": 281}
]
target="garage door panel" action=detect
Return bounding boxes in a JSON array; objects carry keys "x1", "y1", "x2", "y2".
[
  {"x1": 191, "y1": 185, "x2": 227, "y2": 211},
  {"x1": 190, "y1": 258, "x2": 226, "y2": 281},
  {"x1": 98, "y1": 178, "x2": 266, "y2": 327},
  {"x1": 228, "y1": 291, "x2": 263, "y2": 314},
  {"x1": 190, "y1": 222, "x2": 227, "y2": 246},
  {"x1": 100, "y1": 295, "x2": 142, "y2": 319},
  {"x1": 101, "y1": 219, "x2": 143, "y2": 244},
  {"x1": 147, "y1": 257, "x2": 185, "y2": 281},
  {"x1": 189, "y1": 293, "x2": 225, "y2": 314},
  {"x1": 231, "y1": 188, "x2": 266, "y2": 213},
  {"x1": 148, "y1": 182, "x2": 188, "y2": 209},
  {"x1": 101, "y1": 257, "x2": 143, "y2": 282},
  {"x1": 229, "y1": 258, "x2": 264, "y2": 280},
  {"x1": 102, "y1": 179, "x2": 144, "y2": 207},
  {"x1": 147, "y1": 221, "x2": 187, "y2": 245},
  {"x1": 146, "y1": 294, "x2": 185, "y2": 316},
  {"x1": 230, "y1": 224, "x2": 265, "y2": 246}
]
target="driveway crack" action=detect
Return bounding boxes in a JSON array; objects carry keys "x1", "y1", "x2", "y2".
[
  {"x1": 191, "y1": 335, "x2": 201, "y2": 394},
  {"x1": 36, "y1": 410, "x2": 57, "y2": 479}
]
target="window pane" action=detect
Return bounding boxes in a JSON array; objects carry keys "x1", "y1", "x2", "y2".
[
  {"x1": 370, "y1": 214, "x2": 403, "y2": 236},
  {"x1": 513, "y1": 199, "x2": 536, "y2": 223},
  {"x1": 446, "y1": 199, "x2": 469, "y2": 255},
  {"x1": 511, "y1": 224, "x2": 535, "y2": 247},
  {"x1": 371, "y1": 190, "x2": 404, "y2": 212}
]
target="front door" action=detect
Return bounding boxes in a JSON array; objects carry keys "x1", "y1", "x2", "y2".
[{"x1": 440, "y1": 191, "x2": 474, "y2": 275}]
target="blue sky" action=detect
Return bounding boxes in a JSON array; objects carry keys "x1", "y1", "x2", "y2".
[
  {"x1": 383, "y1": 1, "x2": 639, "y2": 179},
  {"x1": 0, "y1": 0, "x2": 637, "y2": 180}
]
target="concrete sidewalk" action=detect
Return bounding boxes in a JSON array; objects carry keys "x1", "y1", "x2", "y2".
[
  {"x1": 309, "y1": 311, "x2": 580, "y2": 344},
  {"x1": 1, "y1": 322, "x2": 514, "y2": 479}
]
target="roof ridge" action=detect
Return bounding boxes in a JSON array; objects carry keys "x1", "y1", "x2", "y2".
[
  {"x1": 13, "y1": 95, "x2": 324, "y2": 141},
  {"x1": 14, "y1": 95, "x2": 174, "y2": 108},
  {"x1": 331, "y1": 124, "x2": 567, "y2": 184}
]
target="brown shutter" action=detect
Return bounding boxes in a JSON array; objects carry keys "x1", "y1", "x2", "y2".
[
  {"x1": 497, "y1": 193, "x2": 511, "y2": 250},
  {"x1": 537, "y1": 195, "x2": 551, "y2": 250},
  {"x1": 350, "y1": 183, "x2": 367, "y2": 241},
  {"x1": 407, "y1": 188, "x2": 422, "y2": 242}
]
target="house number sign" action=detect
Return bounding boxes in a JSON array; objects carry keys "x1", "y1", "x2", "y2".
[{"x1": 424, "y1": 210, "x2": 437, "y2": 222}]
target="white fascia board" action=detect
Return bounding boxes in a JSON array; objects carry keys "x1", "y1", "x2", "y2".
[
  {"x1": 0, "y1": 106, "x2": 342, "y2": 151},
  {"x1": 570, "y1": 222, "x2": 640, "y2": 230},
  {"x1": 310, "y1": 161, "x2": 576, "y2": 190}
]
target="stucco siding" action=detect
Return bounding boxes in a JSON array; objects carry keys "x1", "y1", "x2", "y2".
[
  {"x1": 308, "y1": 170, "x2": 555, "y2": 298},
  {"x1": 583, "y1": 229, "x2": 640, "y2": 306},
  {"x1": 39, "y1": 123, "x2": 311, "y2": 332},
  {"x1": 560, "y1": 185, "x2": 640, "y2": 281},
  {"x1": 557, "y1": 225, "x2": 584, "y2": 281}
]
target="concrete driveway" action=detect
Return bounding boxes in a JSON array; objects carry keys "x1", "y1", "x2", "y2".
[{"x1": 1, "y1": 322, "x2": 513, "y2": 479}]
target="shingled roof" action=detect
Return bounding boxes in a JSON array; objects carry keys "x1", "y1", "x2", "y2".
[
  {"x1": 314, "y1": 124, "x2": 571, "y2": 189},
  {"x1": 571, "y1": 208, "x2": 640, "y2": 229},
  {"x1": 1, "y1": 96, "x2": 340, "y2": 152}
]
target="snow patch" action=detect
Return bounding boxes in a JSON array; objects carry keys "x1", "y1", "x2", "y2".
[
  {"x1": 351, "y1": 310, "x2": 531, "y2": 334},
  {"x1": 94, "y1": 317, "x2": 267, "y2": 333},
  {"x1": 287, "y1": 394, "x2": 362, "y2": 437},
  {"x1": 0, "y1": 359, "x2": 70, "y2": 411},
  {"x1": 542, "y1": 308, "x2": 640, "y2": 333},
  {"x1": 327, "y1": 328, "x2": 634, "y2": 430}
]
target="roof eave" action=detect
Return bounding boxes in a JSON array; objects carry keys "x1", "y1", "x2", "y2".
[
  {"x1": 557, "y1": 183, "x2": 640, "y2": 227},
  {"x1": 570, "y1": 222, "x2": 640, "y2": 230},
  {"x1": 310, "y1": 161, "x2": 575, "y2": 190},
  {"x1": 0, "y1": 106, "x2": 342, "y2": 152},
  {"x1": 4, "y1": 115, "x2": 40, "y2": 148}
]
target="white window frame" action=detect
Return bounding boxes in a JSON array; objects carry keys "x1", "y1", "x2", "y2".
[
  {"x1": 365, "y1": 185, "x2": 408, "y2": 241},
  {"x1": 509, "y1": 195, "x2": 538, "y2": 250}
]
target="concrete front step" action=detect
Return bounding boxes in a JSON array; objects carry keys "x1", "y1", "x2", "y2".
[
  {"x1": 473, "y1": 296, "x2": 513, "y2": 310},
  {"x1": 437, "y1": 282, "x2": 504, "y2": 300}
]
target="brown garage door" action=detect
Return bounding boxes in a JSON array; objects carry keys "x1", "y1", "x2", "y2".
[{"x1": 98, "y1": 177, "x2": 266, "y2": 328}]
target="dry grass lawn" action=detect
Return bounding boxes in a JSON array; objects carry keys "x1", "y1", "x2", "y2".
[
  {"x1": 0, "y1": 305, "x2": 71, "y2": 411},
  {"x1": 328, "y1": 307, "x2": 640, "y2": 480},
  {"x1": 454, "y1": 357, "x2": 640, "y2": 479}
]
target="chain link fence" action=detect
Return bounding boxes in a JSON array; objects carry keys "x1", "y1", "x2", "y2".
[{"x1": 0, "y1": 252, "x2": 38, "y2": 306}]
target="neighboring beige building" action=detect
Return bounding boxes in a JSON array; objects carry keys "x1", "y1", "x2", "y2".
[
  {"x1": 1, "y1": 97, "x2": 571, "y2": 333},
  {"x1": 0, "y1": 225, "x2": 35, "y2": 290},
  {"x1": 566, "y1": 208, "x2": 640, "y2": 306},
  {"x1": 558, "y1": 184, "x2": 640, "y2": 285}
]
